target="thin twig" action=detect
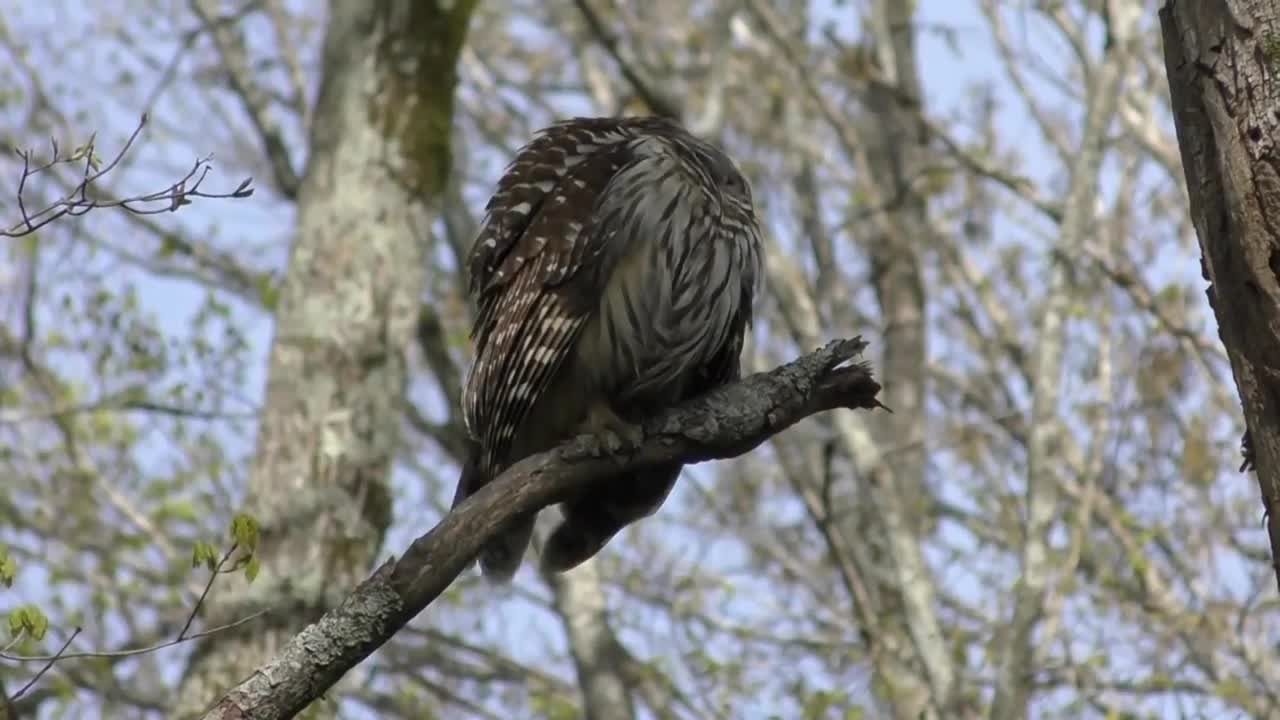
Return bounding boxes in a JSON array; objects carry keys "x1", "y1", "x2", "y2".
[
  {"x1": 8, "y1": 627, "x2": 80, "y2": 701},
  {"x1": 178, "y1": 542, "x2": 240, "y2": 641},
  {"x1": 0, "y1": 631, "x2": 26, "y2": 657},
  {"x1": 569, "y1": 0, "x2": 683, "y2": 119},
  {"x1": 1, "y1": 611, "x2": 268, "y2": 664},
  {"x1": 2, "y1": 114, "x2": 254, "y2": 237}
]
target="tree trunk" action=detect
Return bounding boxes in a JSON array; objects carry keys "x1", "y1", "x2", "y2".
[
  {"x1": 173, "y1": 1, "x2": 477, "y2": 715},
  {"x1": 851, "y1": 1, "x2": 956, "y2": 716},
  {"x1": 547, "y1": 566, "x2": 637, "y2": 720},
  {"x1": 1160, "y1": 0, "x2": 1280, "y2": 591}
]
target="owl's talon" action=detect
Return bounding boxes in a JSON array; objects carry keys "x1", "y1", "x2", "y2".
[
  {"x1": 583, "y1": 402, "x2": 644, "y2": 457},
  {"x1": 603, "y1": 424, "x2": 644, "y2": 454}
]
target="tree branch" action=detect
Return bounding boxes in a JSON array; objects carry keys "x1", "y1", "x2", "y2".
[
  {"x1": 197, "y1": 337, "x2": 882, "y2": 719},
  {"x1": 2, "y1": 114, "x2": 254, "y2": 238},
  {"x1": 569, "y1": 0, "x2": 684, "y2": 120},
  {"x1": 189, "y1": 0, "x2": 302, "y2": 199}
]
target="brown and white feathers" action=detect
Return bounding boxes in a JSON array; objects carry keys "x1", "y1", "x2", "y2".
[{"x1": 455, "y1": 116, "x2": 762, "y2": 582}]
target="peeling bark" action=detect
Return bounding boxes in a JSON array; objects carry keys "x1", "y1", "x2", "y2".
[{"x1": 1160, "y1": 0, "x2": 1280, "y2": 591}]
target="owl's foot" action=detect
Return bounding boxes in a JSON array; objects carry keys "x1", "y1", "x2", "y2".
[{"x1": 582, "y1": 401, "x2": 644, "y2": 457}]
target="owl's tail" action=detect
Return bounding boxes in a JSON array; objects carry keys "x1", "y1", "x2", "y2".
[{"x1": 453, "y1": 440, "x2": 535, "y2": 584}]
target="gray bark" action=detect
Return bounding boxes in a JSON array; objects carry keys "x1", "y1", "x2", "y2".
[
  {"x1": 173, "y1": 1, "x2": 477, "y2": 716},
  {"x1": 1160, "y1": 0, "x2": 1280, "y2": 590},
  {"x1": 852, "y1": 2, "x2": 956, "y2": 715},
  {"x1": 194, "y1": 338, "x2": 882, "y2": 719}
]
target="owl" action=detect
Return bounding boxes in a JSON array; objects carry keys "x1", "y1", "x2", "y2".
[{"x1": 453, "y1": 116, "x2": 762, "y2": 582}]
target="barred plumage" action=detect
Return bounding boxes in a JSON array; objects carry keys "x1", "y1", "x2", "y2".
[{"x1": 455, "y1": 116, "x2": 762, "y2": 582}]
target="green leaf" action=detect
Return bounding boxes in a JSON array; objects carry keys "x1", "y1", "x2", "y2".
[
  {"x1": 157, "y1": 234, "x2": 182, "y2": 258},
  {"x1": 230, "y1": 513, "x2": 259, "y2": 552},
  {"x1": 8, "y1": 604, "x2": 49, "y2": 641},
  {"x1": 27, "y1": 607, "x2": 49, "y2": 640},
  {"x1": 0, "y1": 547, "x2": 15, "y2": 587},
  {"x1": 1214, "y1": 677, "x2": 1251, "y2": 705},
  {"x1": 257, "y1": 275, "x2": 279, "y2": 311},
  {"x1": 8, "y1": 608, "x2": 25, "y2": 638},
  {"x1": 157, "y1": 499, "x2": 200, "y2": 523},
  {"x1": 244, "y1": 555, "x2": 261, "y2": 584},
  {"x1": 191, "y1": 541, "x2": 219, "y2": 571}
]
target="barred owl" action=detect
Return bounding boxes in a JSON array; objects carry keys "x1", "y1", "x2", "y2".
[{"x1": 454, "y1": 116, "x2": 762, "y2": 582}]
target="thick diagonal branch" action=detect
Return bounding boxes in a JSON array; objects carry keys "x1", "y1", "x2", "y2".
[{"x1": 196, "y1": 338, "x2": 882, "y2": 720}]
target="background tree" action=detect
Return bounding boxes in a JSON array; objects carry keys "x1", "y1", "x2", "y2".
[
  {"x1": 2, "y1": 1, "x2": 1276, "y2": 719},
  {"x1": 169, "y1": 1, "x2": 478, "y2": 714}
]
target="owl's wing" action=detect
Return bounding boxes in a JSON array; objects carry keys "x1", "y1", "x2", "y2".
[
  {"x1": 466, "y1": 118, "x2": 647, "y2": 297},
  {"x1": 461, "y1": 119, "x2": 673, "y2": 477}
]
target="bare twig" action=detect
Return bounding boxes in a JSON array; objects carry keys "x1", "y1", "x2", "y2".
[
  {"x1": 0, "y1": 387, "x2": 258, "y2": 425},
  {"x1": 990, "y1": 5, "x2": 1139, "y2": 715},
  {"x1": 2, "y1": 114, "x2": 254, "y2": 238},
  {"x1": 0, "y1": 632, "x2": 25, "y2": 657},
  {"x1": 569, "y1": 0, "x2": 683, "y2": 119},
  {"x1": 189, "y1": 0, "x2": 302, "y2": 198},
  {"x1": 2, "y1": 537, "x2": 260, "y2": 709},
  {"x1": 178, "y1": 543, "x2": 240, "y2": 642},
  {"x1": 0, "y1": 611, "x2": 268, "y2": 664},
  {"x1": 8, "y1": 627, "x2": 80, "y2": 702}
]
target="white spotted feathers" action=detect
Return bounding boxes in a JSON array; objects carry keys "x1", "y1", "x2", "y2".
[{"x1": 462, "y1": 118, "x2": 646, "y2": 473}]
